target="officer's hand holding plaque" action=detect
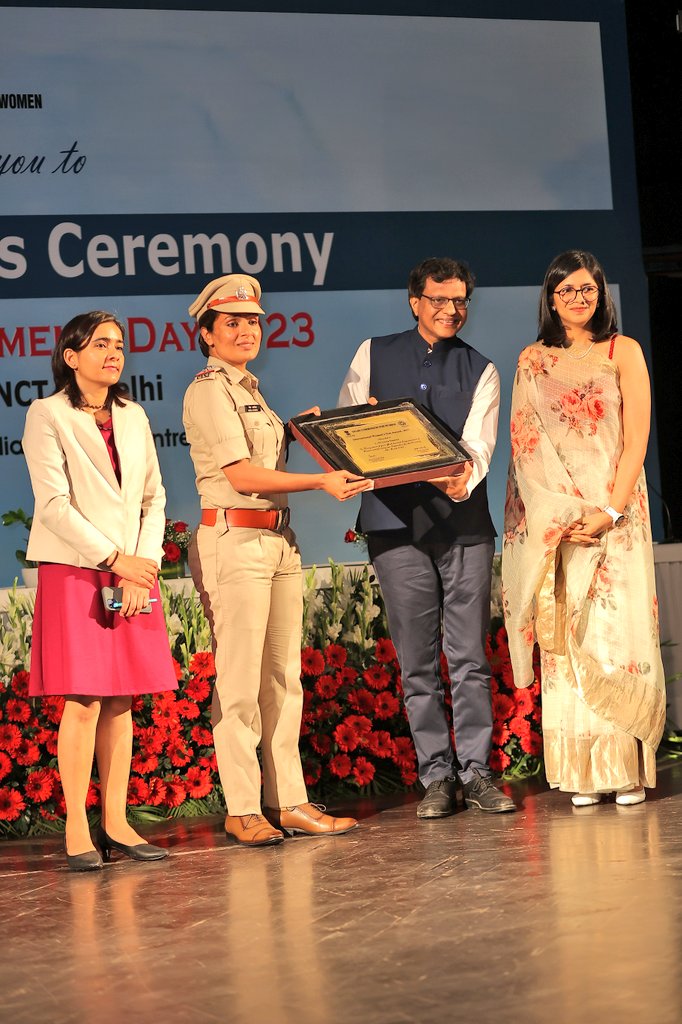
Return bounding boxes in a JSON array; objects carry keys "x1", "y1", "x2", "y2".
[{"x1": 289, "y1": 399, "x2": 472, "y2": 489}]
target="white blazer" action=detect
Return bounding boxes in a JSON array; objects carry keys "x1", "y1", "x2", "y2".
[{"x1": 22, "y1": 391, "x2": 166, "y2": 569}]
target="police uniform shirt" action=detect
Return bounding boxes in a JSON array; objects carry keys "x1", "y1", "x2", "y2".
[{"x1": 182, "y1": 356, "x2": 286, "y2": 511}]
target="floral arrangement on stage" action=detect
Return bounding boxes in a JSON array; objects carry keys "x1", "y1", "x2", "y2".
[
  {"x1": 160, "y1": 518, "x2": 192, "y2": 577},
  {"x1": 0, "y1": 559, "x2": 543, "y2": 837}
]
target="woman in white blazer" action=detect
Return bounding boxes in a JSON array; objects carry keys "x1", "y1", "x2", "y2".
[{"x1": 22, "y1": 310, "x2": 178, "y2": 871}]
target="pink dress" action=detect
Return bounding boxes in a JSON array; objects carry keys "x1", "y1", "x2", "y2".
[{"x1": 29, "y1": 417, "x2": 178, "y2": 698}]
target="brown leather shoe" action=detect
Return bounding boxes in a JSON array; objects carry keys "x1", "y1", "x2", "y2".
[
  {"x1": 225, "y1": 813, "x2": 284, "y2": 847},
  {"x1": 264, "y1": 802, "x2": 358, "y2": 837}
]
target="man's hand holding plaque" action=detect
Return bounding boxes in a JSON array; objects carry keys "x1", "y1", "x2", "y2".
[{"x1": 289, "y1": 399, "x2": 472, "y2": 490}]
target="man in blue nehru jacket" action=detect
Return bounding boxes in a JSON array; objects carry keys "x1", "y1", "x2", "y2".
[{"x1": 339, "y1": 256, "x2": 515, "y2": 817}]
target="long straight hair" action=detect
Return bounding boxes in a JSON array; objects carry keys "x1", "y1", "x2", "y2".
[
  {"x1": 52, "y1": 311, "x2": 129, "y2": 408},
  {"x1": 538, "y1": 250, "x2": 619, "y2": 347}
]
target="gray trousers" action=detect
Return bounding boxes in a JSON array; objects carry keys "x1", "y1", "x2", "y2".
[{"x1": 368, "y1": 534, "x2": 494, "y2": 786}]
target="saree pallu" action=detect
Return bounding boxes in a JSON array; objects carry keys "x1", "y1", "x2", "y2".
[{"x1": 501, "y1": 342, "x2": 665, "y2": 793}]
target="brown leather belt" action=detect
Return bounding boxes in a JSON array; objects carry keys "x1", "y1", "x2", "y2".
[{"x1": 201, "y1": 507, "x2": 291, "y2": 532}]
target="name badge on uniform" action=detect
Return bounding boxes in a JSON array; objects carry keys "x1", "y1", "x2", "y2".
[{"x1": 241, "y1": 404, "x2": 263, "y2": 413}]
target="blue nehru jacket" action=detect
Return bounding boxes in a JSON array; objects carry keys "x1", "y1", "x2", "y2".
[{"x1": 358, "y1": 328, "x2": 496, "y2": 544}]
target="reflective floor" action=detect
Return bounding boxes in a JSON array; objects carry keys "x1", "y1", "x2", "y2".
[{"x1": 2, "y1": 764, "x2": 682, "y2": 1024}]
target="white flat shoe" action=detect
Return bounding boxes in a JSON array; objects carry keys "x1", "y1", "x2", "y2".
[
  {"x1": 616, "y1": 788, "x2": 646, "y2": 806},
  {"x1": 571, "y1": 793, "x2": 602, "y2": 807}
]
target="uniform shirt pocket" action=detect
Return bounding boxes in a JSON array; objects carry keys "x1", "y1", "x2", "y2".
[{"x1": 238, "y1": 410, "x2": 272, "y2": 458}]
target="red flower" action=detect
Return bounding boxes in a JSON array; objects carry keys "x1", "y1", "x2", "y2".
[
  {"x1": 315, "y1": 674, "x2": 342, "y2": 699},
  {"x1": 164, "y1": 776, "x2": 187, "y2": 808},
  {"x1": 366, "y1": 731, "x2": 395, "y2": 758},
  {"x1": 15, "y1": 740, "x2": 41, "y2": 767},
  {"x1": 198, "y1": 753, "x2": 218, "y2": 772},
  {"x1": 175, "y1": 699, "x2": 201, "y2": 720},
  {"x1": 41, "y1": 696, "x2": 65, "y2": 725},
  {"x1": 173, "y1": 520, "x2": 188, "y2": 533},
  {"x1": 492, "y1": 721, "x2": 510, "y2": 747},
  {"x1": 303, "y1": 760, "x2": 321, "y2": 786},
  {"x1": 11, "y1": 671, "x2": 30, "y2": 697},
  {"x1": 362, "y1": 666, "x2": 391, "y2": 691},
  {"x1": 344, "y1": 715, "x2": 372, "y2": 740},
  {"x1": 519, "y1": 730, "x2": 543, "y2": 757},
  {"x1": 41, "y1": 731, "x2": 59, "y2": 757},
  {"x1": 184, "y1": 676, "x2": 211, "y2": 702},
  {"x1": 393, "y1": 736, "x2": 417, "y2": 770},
  {"x1": 127, "y1": 777, "x2": 150, "y2": 805},
  {"x1": 344, "y1": 529, "x2": 357, "y2": 543},
  {"x1": 301, "y1": 647, "x2": 325, "y2": 676},
  {"x1": 347, "y1": 689, "x2": 375, "y2": 715},
  {"x1": 492, "y1": 693, "x2": 515, "y2": 721},
  {"x1": 329, "y1": 754, "x2": 352, "y2": 779},
  {"x1": 324, "y1": 644, "x2": 347, "y2": 669},
  {"x1": 131, "y1": 753, "x2": 159, "y2": 775},
  {"x1": 167, "y1": 739, "x2": 192, "y2": 768},
  {"x1": 352, "y1": 757, "x2": 375, "y2": 787},
  {"x1": 0, "y1": 752, "x2": 11, "y2": 781},
  {"x1": 185, "y1": 766, "x2": 213, "y2": 799},
  {"x1": 400, "y1": 767, "x2": 419, "y2": 786},
  {"x1": 163, "y1": 541, "x2": 182, "y2": 564},
  {"x1": 315, "y1": 700, "x2": 342, "y2": 720},
  {"x1": 311, "y1": 734, "x2": 332, "y2": 756},
  {"x1": 374, "y1": 638, "x2": 397, "y2": 664},
  {"x1": 334, "y1": 722, "x2": 360, "y2": 752},
  {"x1": 0, "y1": 723, "x2": 21, "y2": 754},
  {"x1": 373, "y1": 690, "x2": 400, "y2": 720},
  {"x1": 152, "y1": 699, "x2": 180, "y2": 730},
  {"x1": 339, "y1": 667, "x2": 358, "y2": 687},
  {"x1": 489, "y1": 749, "x2": 511, "y2": 772},
  {"x1": 85, "y1": 781, "x2": 100, "y2": 808},
  {"x1": 508, "y1": 716, "x2": 531, "y2": 740},
  {"x1": 514, "y1": 689, "x2": 537, "y2": 717},
  {"x1": 137, "y1": 726, "x2": 165, "y2": 756},
  {"x1": 190, "y1": 725, "x2": 213, "y2": 747},
  {"x1": 189, "y1": 652, "x2": 215, "y2": 679},
  {"x1": 4, "y1": 699, "x2": 31, "y2": 723},
  {"x1": 145, "y1": 777, "x2": 168, "y2": 807},
  {"x1": 172, "y1": 659, "x2": 183, "y2": 680},
  {"x1": 0, "y1": 787, "x2": 26, "y2": 821},
  {"x1": 23, "y1": 769, "x2": 53, "y2": 803}
]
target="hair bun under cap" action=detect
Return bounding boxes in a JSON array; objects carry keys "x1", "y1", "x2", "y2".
[{"x1": 188, "y1": 274, "x2": 265, "y2": 319}]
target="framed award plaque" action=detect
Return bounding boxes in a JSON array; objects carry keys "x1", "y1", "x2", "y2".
[{"x1": 289, "y1": 399, "x2": 472, "y2": 489}]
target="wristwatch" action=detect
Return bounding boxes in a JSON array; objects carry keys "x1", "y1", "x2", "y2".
[{"x1": 602, "y1": 505, "x2": 624, "y2": 525}]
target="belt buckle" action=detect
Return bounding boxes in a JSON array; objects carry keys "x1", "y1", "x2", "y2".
[{"x1": 275, "y1": 507, "x2": 290, "y2": 533}]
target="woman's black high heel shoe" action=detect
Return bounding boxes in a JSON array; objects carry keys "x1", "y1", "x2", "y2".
[
  {"x1": 97, "y1": 827, "x2": 169, "y2": 862},
  {"x1": 64, "y1": 838, "x2": 104, "y2": 872}
]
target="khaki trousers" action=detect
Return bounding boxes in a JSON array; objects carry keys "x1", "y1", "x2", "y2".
[{"x1": 189, "y1": 516, "x2": 308, "y2": 815}]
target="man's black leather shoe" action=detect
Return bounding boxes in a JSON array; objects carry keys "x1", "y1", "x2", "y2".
[
  {"x1": 416, "y1": 777, "x2": 459, "y2": 819},
  {"x1": 461, "y1": 771, "x2": 516, "y2": 813}
]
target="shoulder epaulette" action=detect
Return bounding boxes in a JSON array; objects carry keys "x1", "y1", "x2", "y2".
[{"x1": 193, "y1": 367, "x2": 217, "y2": 382}]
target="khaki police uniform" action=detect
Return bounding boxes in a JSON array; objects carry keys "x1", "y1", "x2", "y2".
[{"x1": 183, "y1": 356, "x2": 308, "y2": 815}]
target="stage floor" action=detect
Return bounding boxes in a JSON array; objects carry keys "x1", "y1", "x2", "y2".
[{"x1": 2, "y1": 764, "x2": 682, "y2": 1024}]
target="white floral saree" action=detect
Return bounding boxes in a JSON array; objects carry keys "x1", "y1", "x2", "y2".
[{"x1": 502, "y1": 342, "x2": 665, "y2": 793}]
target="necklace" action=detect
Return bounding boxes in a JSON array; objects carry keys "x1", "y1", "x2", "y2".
[
  {"x1": 80, "y1": 401, "x2": 106, "y2": 412},
  {"x1": 564, "y1": 341, "x2": 595, "y2": 361}
]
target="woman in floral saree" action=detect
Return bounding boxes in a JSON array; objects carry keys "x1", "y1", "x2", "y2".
[{"x1": 502, "y1": 251, "x2": 665, "y2": 807}]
